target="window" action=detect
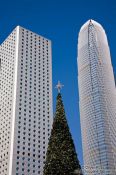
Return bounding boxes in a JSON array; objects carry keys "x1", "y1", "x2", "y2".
[{"x1": 0, "y1": 58, "x2": 1, "y2": 70}]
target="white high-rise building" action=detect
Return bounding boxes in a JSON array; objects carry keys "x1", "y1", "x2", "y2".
[
  {"x1": 78, "y1": 20, "x2": 116, "y2": 175},
  {"x1": 0, "y1": 26, "x2": 53, "y2": 175}
]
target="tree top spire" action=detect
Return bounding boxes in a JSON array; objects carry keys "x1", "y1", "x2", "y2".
[{"x1": 55, "y1": 81, "x2": 64, "y2": 93}]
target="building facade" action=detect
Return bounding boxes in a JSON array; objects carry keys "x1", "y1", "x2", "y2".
[
  {"x1": 0, "y1": 26, "x2": 53, "y2": 175},
  {"x1": 78, "y1": 20, "x2": 116, "y2": 174}
]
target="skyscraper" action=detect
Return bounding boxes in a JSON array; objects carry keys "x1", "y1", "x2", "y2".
[
  {"x1": 0, "y1": 26, "x2": 53, "y2": 175},
  {"x1": 78, "y1": 20, "x2": 116, "y2": 174}
]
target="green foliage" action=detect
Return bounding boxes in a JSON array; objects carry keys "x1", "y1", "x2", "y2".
[{"x1": 43, "y1": 93, "x2": 82, "y2": 175}]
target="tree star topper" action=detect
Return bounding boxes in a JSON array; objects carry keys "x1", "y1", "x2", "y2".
[{"x1": 55, "y1": 81, "x2": 64, "y2": 93}]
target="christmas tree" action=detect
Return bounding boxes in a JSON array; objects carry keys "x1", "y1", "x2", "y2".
[{"x1": 43, "y1": 93, "x2": 82, "y2": 175}]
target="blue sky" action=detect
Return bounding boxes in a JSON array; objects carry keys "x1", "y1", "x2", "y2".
[{"x1": 0, "y1": 0, "x2": 116, "y2": 165}]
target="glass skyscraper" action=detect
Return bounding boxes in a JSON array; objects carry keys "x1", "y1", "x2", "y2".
[{"x1": 78, "y1": 20, "x2": 116, "y2": 175}]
